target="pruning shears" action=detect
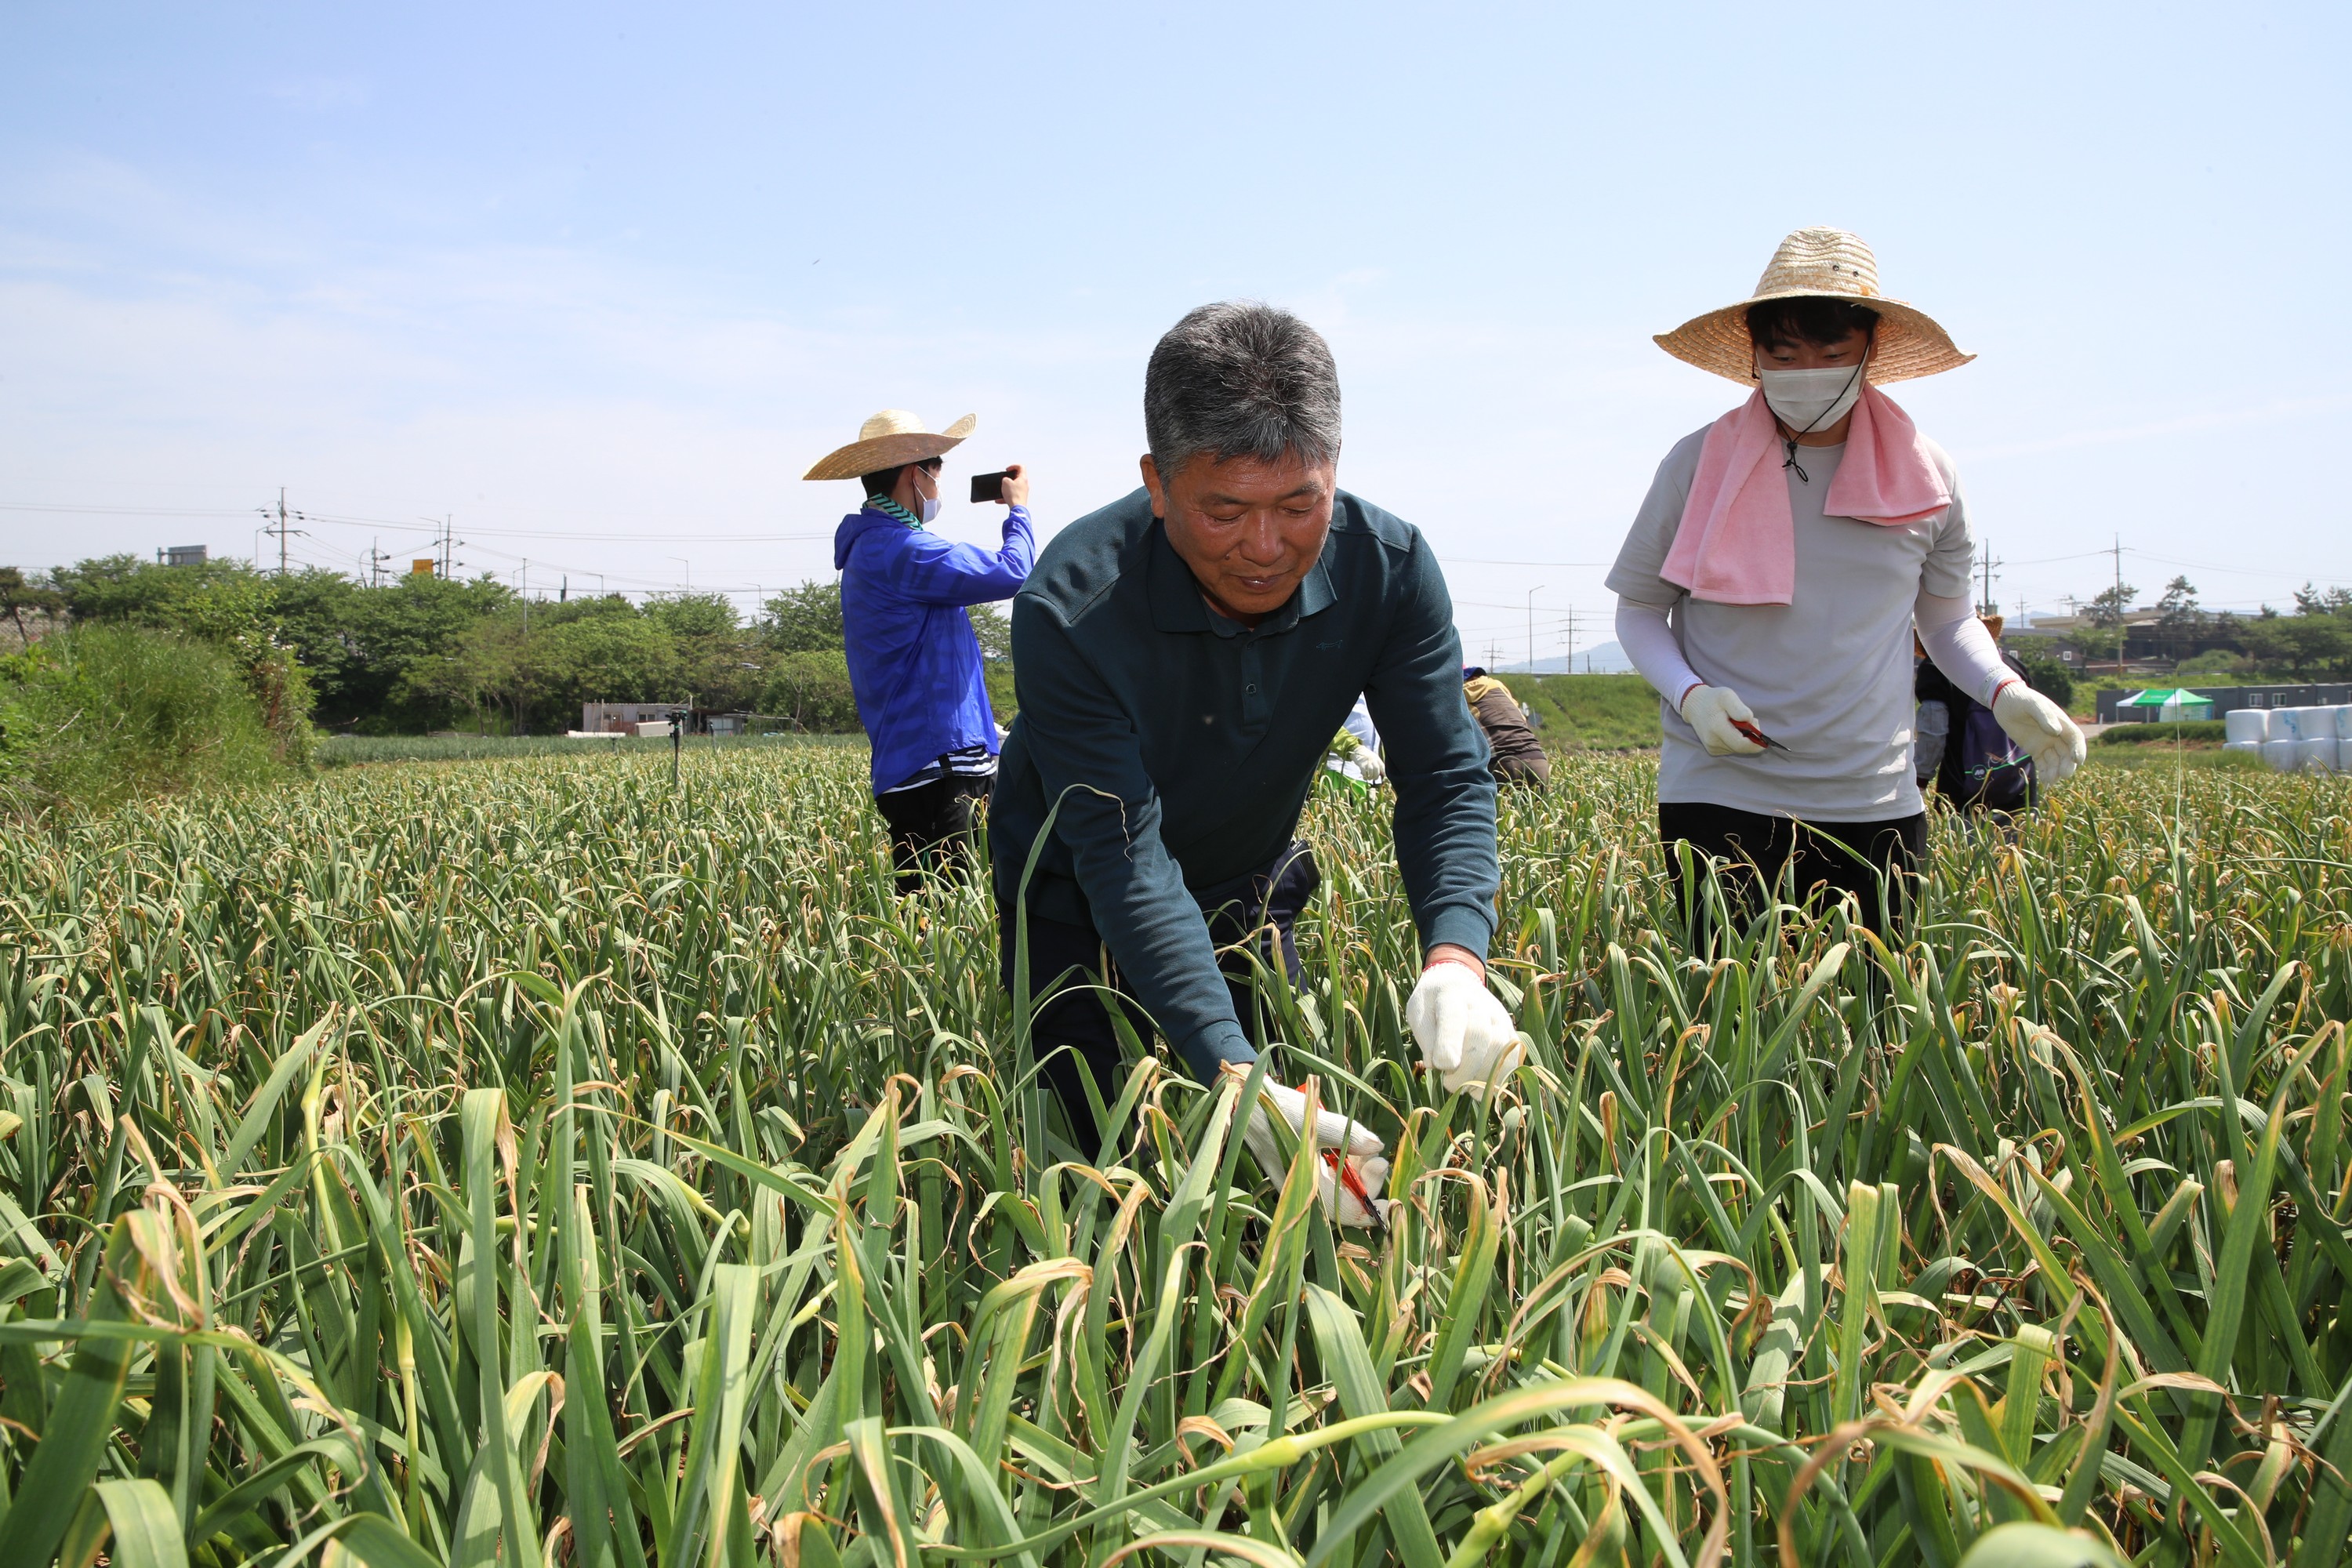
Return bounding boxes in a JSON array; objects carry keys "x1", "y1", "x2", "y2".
[
  {"x1": 1732, "y1": 719, "x2": 1793, "y2": 754},
  {"x1": 1323, "y1": 1149, "x2": 1386, "y2": 1234}
]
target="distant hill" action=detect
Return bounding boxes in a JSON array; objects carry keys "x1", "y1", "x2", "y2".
[{"x1": 1490, "y1": 641, "x2": 1635, "y2": 675}]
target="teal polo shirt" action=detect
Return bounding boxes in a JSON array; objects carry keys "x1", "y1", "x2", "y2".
[{"x1": 992, "y1": 485, "x2": 1500, "y2": 1080}]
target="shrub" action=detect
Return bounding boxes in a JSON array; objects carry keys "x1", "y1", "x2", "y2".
[
  {"x1": 0, "y1": 622, "x2": 292, "y2": 814},
  {"x1": 2010, "y1": 646, "x2": 2075, "y2": 709},
  {"x1": 2094, "y1": 718, "x2": 2228, "y2": 745}
]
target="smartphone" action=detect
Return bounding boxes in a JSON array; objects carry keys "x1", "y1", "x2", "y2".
[{"x1": 969, "y1": 470, "x2": 1011, "y2": 504}]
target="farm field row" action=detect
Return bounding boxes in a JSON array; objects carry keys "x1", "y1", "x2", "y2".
[{"x1": 0, "y1": 746, "x2": 2346, "y2": 1565}]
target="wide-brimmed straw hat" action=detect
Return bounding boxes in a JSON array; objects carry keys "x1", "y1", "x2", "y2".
[
  {"x1": 1654, "y1": 227, "x2": 1973, "y2": 386},
  {"x1": 803, "y1": 409, "x2": 978, "y2": 481}
]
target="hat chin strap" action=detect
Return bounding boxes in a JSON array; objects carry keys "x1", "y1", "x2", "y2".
[{"x1": 1758, "y1": 347, "x2": 1868, "y2": 484}]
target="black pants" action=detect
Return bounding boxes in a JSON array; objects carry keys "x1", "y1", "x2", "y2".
[
  {"x1": 996, "y1": 844, "x2": 1320, "y2": 1134},
  {"x1": 873, "y1": 774, "x2": 992, "y2": 894},
  {"x1": 1659, "y1": 802, "x2": 1926, "y2": 941}
]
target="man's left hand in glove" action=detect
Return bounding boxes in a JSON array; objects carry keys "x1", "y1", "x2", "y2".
[{"x1": 1405, "y1": 948, "x2": 1526, "y2": 1096}]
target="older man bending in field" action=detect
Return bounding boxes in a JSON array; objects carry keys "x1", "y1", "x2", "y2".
[{"x1": 990, "y1": 301, "x2": 1522, "y2": 1221}]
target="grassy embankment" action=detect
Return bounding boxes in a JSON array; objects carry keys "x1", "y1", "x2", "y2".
[{"x1": 1496, "y1": 672, "x2": 1663, "y2": 750}]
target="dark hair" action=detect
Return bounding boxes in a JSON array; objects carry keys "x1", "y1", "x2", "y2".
[
  {"x1": 1145, "y1": 301, "x2": 1341, "y2": 480},
  {"x1": 1745, "y1": 297, "x2": 1880, "y2": 353},
  {"x1": 859, "y1": 458, "x2": 942, "y2": 499}
]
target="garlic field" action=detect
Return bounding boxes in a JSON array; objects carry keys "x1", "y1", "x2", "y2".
[{"x1": 0, "y1": 746, "x2": 2347, "y2": 1566}]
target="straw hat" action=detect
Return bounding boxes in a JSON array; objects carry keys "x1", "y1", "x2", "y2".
[
  {"x1": 803, "y1": 409, "x2": 978, "y2": 481},
  {"x1": 1654, "y1": 227, "x2": 1973, "y2": 386}
]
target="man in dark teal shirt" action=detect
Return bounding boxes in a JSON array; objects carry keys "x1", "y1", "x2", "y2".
[{"x1": 993, "y1": 303, "x2": 1525, "y2": 1211}]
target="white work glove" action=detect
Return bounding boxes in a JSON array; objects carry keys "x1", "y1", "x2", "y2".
[
  {"x1": 1679, "y1": 684, "x2": 1767, "y2": 757},
  {"x1": 1405, "y1": 960, "x2": 1526, "y2": 1097},
  {"x1": 1354, "y1": 751, "x2": 1387, "y2": 785},
  {"x1": 1992, "y1": 681, "x2": 2085, "y2": 786},
  {"x1": 1225, "y1": 1067, "x2": 1391, "y2": 1228}
]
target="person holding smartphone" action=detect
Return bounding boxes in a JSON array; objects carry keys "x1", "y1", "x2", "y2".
[{"x1": 806, "y1": 411, "x2": 1034, "y2": 891}]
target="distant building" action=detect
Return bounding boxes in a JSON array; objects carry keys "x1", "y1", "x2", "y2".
[
  {"x1": 579, "y1": 700, "x2": 752, "y2": 735},
  {"x1": 2005, "y1": 608, "x2": 2236, "y2": 666},
  {"x1": 164, "y1": 545, "x2": 208, "y2": 568}
]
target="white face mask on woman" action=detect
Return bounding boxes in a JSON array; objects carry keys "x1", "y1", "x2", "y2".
[{"x1": 1756, "y1": 358, "x2": 1865, "y2": 435}]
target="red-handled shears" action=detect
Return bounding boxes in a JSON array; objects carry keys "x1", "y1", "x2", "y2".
[
  {"x1": 1323, "y1": 1149, "x2": 1386, "y2": 1233},
  {"x1": 1731, "y1": 719, "x2": 1793, "y2": 753}
]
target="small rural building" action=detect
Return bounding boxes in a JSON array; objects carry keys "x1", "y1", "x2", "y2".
[{"x1": 579, "y1": 701, "x2": 754, "y2": 735}]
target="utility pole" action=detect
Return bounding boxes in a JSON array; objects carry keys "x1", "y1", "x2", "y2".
[
  {"x1": 1564, "y1": 601, "x2": 1575, "y2": 667},
  {"x1": 256, "y1": 487, "x2": 307, "y2": 576},
  {"x1": 1526, "y1": 585, "x2": 1545, "y2": 673},
  {"x1": 2111, "y1": 532, "x2": 2126, "y2": 672},
  {"x1": 1978, "y1": 542, "x2": 2002, "y2": 617}
]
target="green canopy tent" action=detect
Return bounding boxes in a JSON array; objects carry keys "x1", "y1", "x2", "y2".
[{"x1": 2118, "y1": 688, "x2": 2215, "y2": 722}]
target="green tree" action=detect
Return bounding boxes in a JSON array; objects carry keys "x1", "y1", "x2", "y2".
[
  {"x1": 2241, "y1": 606, "x2": 2352, "y2": 680},
  {"x1": 762, "y1": 651, "x2": 861, "y2": 732},
  {"x1": 354, "y1": 574, "x2": 520, "y2": 731},
  {"x1": 539, "y1": 610, "x2": 684, "y2": 729},
  {"x1": 2154, "y1": 575, "x2": 2205, "y2": 660},
  {"x1": 760, "y1": 580, "x2": 844, "y2": 652},
  {"x1": 0, "y1": 568, "x2": 64, "y2": 647},
  {"x1": 969, "y1": 601, "x2": 1011, "y2": 661},
  {"x1": 649, "y1": 593, "x2": 762, "y2": 713},
  {"x1": 2060, "y1": 580, "x2": 2138, "y2": 669}
]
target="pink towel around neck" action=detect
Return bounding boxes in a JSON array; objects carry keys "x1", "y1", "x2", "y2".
[{"x1": 1658, "y1": 384, "x2": 1951, "y2": 607}]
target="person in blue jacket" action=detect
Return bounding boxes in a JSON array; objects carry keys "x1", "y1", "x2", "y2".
[{"x1": 804, "y1": 409, "x2": 1035, "y2": 890}]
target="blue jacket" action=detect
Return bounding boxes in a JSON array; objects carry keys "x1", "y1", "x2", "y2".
[{"x1": 834, "y1": 503, "x2": 1035, "y2": 794}]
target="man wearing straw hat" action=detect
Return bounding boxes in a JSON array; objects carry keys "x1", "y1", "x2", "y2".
[
  {"x1": 1608, "y1": 227, "x2": 2085, "y2": 935},
  {"x1": 990, "y1": 301, "x2": 1524, "y2": 1224},
  {"x1": 805, "y1": 411, "x2": 1034, "y2": 891}
]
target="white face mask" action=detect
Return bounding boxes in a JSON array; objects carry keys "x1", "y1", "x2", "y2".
[
  {"x1": 1756, "y1": 358, "x2": 1865, "y2": 434},
  {"x1": 916, "y1": 492, "x2": 942, "y2": 524}
]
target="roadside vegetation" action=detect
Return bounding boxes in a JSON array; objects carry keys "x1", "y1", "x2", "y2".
[{"x1": 15, "y1": 555, "x2": 1014, "y2": 739}]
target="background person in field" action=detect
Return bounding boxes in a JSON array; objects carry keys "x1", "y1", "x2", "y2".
[
  {"x1": 806, "y1": 411, "x2": 1035, "y2": 892},
  {"x1": 1915, "y1": 613, "x2": 2042, "y2": 818},
  {"x1": 1461, "y1": 666, "x2": 1552, "y2": 787},
  {"x1": 991, "y1": 302, "x2": 1523, "y2": 1221},
  {"x1": 1609, "y1": 227, "x2": 2085, "y2": 938}
]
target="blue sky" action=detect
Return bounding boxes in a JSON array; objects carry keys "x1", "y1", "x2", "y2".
[{"x1": 3, "y1": 2, "x2": 2345, "y2": 663}]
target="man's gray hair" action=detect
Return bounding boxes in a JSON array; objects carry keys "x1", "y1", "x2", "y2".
[{"x1": 1144, "y1": 301, "x2": 1341, "y2": 480}]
